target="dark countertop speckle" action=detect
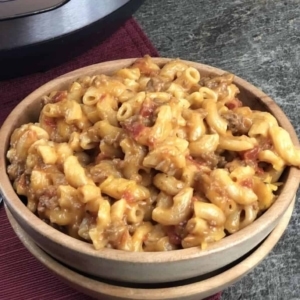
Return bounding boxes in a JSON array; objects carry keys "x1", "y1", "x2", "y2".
[{"x1": 134, "y1": 1, "x2": 300, "y2": 299}]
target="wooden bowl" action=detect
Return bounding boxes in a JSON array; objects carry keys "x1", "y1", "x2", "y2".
[
  {"x1": 0, "y1": 58, "x2": 299, "y2": 284},
  {"x1": 4, "y1": 198, "x2": 295, "y2": 300}
]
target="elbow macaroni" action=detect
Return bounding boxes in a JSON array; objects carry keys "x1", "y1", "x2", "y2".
[{"x1": 6, "y1": 56, "x2": 300, "y2": 252}]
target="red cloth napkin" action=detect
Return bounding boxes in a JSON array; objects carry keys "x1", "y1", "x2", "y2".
[{"x1": 0, "y1": 17, "x2": 222, "y2": 300}]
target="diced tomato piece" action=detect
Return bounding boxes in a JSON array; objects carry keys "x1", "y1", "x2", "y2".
[
  {"x1": 239, "y1": 146, "x2": 259, "y2": 161},
  {"x1": 240, "y1": 178, "x2": 253, "y2": 189},
  {"x1": 51, "y1": 91, "x2": 67, "y2": 103},
  {"x1": 186, "y1": 155, "x2": 207, "y2": 170},
  {"x1": 123, "y1": 121, "x2": 144, "y2": 139},
  {"x1": 140, "y1": 101, "x2": 158, "y2": 118},
  {"x1": 225, "y1": 98, "x2": 243, "y2": 110},
  {"x1": 43, "y1": 117, "x2": 56, "y2": 129},
  {"x1": 122, "y1": 190, "x2": 135, "y2": 203}
]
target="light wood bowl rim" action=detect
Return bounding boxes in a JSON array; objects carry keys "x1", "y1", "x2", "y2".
[{"x1": 0, "y1": 58, "x2": 299, "y2": 263}]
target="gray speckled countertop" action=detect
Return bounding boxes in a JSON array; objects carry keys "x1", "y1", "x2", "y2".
[{"x1": 134, "y1": 1, "x2": 300, "y2": 299}]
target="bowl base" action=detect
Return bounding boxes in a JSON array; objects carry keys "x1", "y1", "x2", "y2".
[{"x1": 4, "y1": 197, "x2": 295, "y2": 300}]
